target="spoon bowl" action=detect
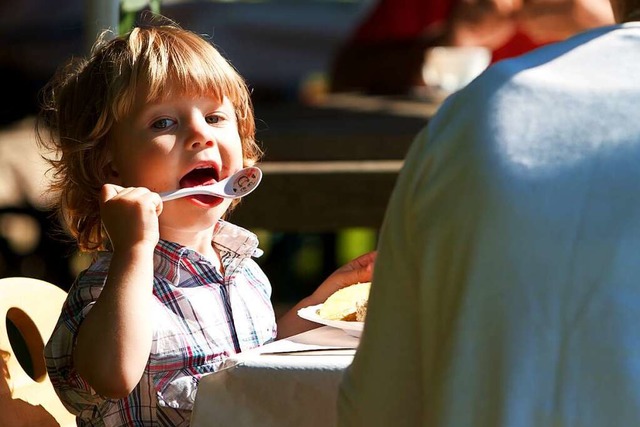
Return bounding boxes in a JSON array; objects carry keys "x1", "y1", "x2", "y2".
[{"x1": 160, "y1": 166, "x2": 262, "y2": 201}]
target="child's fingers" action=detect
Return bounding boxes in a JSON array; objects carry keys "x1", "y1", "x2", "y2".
[
  {"x1": 101, "y1": 183, "x2": 125, "y2": 203},
  {"x1": 100, "y1": 185, "x2": 163, "y2": 217},
  {"x1": 124, "y1": 189, "x2": 163, "y2": 217},
  {"x1": 149, "y1": 192, "x2": 163, "y2": 217}
]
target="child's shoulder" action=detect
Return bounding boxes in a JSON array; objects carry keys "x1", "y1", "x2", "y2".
[{"x1": 73, "y1": 251, "x2": 112, "y2": 285}]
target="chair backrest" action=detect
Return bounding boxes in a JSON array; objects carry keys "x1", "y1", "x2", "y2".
[{"x1": 0, "y1": 277, "x2": 75, "y2": 427}]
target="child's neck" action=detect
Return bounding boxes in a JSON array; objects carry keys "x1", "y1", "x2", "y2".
[{"x1": 160, "y1": 227, "x2": 222, "y2": 270}]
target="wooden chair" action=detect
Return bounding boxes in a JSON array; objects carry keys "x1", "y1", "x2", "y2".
[{"x1": 0, "y1": 277, "x2": 75, "y2": 427}]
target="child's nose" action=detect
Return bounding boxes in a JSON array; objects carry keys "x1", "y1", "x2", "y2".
[
  {"x1": 189, "y1": 139, "x2": 214, "y2": 149},
  {"x1": 186, "y1": 121, "x2": 215, "y2": 150}
]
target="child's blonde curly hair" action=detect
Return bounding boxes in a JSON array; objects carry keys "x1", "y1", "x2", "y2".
[{"x1": 37, "y1": 22, "x2": 262, "y2": 253}]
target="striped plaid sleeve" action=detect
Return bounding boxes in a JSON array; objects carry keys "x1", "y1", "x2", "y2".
[{"x1": 44, "y1": 254, "x2": 114, "y2": 414}]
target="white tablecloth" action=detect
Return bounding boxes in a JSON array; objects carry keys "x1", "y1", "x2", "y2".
[{"x1": 190, "y1": 326, "x2": 359, "y2": 427}]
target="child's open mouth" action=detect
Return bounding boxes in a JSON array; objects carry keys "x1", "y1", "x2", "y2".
[{"x1": 179, "y1": 166, "x2": 222, "y2": 205}]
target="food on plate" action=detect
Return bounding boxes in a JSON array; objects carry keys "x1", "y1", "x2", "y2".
[
  {"x1": 355, "y1": 299, "x2": 368, "y2": 322},
  {"x1": 318, "y1": 282, "x2": 370, "y2": 322}
]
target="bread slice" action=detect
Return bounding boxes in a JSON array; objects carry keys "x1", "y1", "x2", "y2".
[
  {"x1": 355, "y1": 299, "x2": 368, "y2": 322},
  {"x1": 318, "y1": 282, "x2": 371, "y2": 321}
]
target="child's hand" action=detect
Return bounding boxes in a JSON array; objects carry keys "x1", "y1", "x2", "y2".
[
  {"x1": 100, "y1": 184, "x2": 163, "y2": 252},
  {"x1": 310, "y1": 251, "x2": 377, "y2": 305}
]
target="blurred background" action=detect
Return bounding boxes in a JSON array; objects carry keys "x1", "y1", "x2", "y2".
[
  {"x1": 0, "y1": 0, "x2": 615, "y2": 308},
  {"x1": 0, "y1": 0, "x2": 381, "y2": 308},
  {"x1": 0, "y1": 0, "x2": 616, "y2": 395}
]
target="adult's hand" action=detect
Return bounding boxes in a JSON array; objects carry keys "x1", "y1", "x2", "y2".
[{"x1": 309, "y1": 251, "x2": 377, "y2": 305}]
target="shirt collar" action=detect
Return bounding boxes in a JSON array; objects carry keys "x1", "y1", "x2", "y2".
[{"x1": 153, "y1": 220, "x2": 262, "y2": 282}]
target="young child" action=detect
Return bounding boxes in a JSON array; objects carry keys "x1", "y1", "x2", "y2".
[{"x1": 38, "y1": 21, "x2": 375, "y2": 426}]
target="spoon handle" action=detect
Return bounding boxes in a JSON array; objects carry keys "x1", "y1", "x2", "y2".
[
  {"x1": 159, "y1": 184, "x2": 227, "y2": 201},
  {"x1": 159, "y1": 167, "x2": 262, "y2": 201}
]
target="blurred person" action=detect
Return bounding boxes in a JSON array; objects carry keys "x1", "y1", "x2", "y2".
[
  {"x1": 338, "y1": 0, "x2": 640, "y2": 425},
  {"x1": 329, "y1": 0, "x2": 614, "y2": 94}
]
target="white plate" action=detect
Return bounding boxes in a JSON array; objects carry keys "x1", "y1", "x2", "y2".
[{"x1": 297, "y1": 304, "x2": 364, "y2": 337}]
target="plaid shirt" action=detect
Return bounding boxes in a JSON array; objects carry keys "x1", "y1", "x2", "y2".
[{"x1": 45, "y1": 221, "x2": 277, "y2": 426}]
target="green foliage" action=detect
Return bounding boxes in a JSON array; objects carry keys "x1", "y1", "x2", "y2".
[
  {"x1": 119, "y1": 0, "x2": 162, "y2": 35},
  {"x1": 336, "y1": 228, "x2": 377, "y2": 265}
]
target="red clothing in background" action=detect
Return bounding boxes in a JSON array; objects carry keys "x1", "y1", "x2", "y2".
[
  {"x1": 349, "y1": 0, "x2": 545, "y2": 63},
  {"x1": 352, "y1": 0, "x2": 454, "y2": 43}
]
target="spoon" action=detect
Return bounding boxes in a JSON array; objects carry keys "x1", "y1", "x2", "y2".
[{"x1": 159, "y1": 166, "x2": 262, "y2": 201}]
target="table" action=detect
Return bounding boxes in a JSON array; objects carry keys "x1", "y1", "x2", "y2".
[{"x1": 190, "y1": 326, "x2": 359, "y2": 427}]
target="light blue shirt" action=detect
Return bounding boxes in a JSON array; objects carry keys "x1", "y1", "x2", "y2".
[{"x1": 339, "y1": 23, "x2": 640, "y2": 427}]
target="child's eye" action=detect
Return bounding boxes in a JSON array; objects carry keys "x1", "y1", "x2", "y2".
[
  {"x1": 206, "y1": 115, "x2": 222, "y2": 125},
  {"x1": 152, "y1": 118, "x2": 175, "y2": 129}
]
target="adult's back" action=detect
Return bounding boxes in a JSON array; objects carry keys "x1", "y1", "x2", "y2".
[{"x1": 339, "y1": 22, "x2": 640, "y2": 427}]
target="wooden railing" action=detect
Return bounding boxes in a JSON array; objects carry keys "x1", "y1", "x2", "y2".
[
  {"x1": 229, "y1": 93, "x2": 438, "y2": 232},
  {"x1": 0, "y1": 94, "x2": 439, "y2": 289}
]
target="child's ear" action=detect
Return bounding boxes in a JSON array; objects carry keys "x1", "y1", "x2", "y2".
[{"x1": 104, "y1": 151, "x2": 122, "y2": 185}]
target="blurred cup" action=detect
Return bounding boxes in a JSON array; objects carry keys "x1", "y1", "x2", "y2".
[{"x1": 422, "y1": 46, "x2": 491, "y2": 98}]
